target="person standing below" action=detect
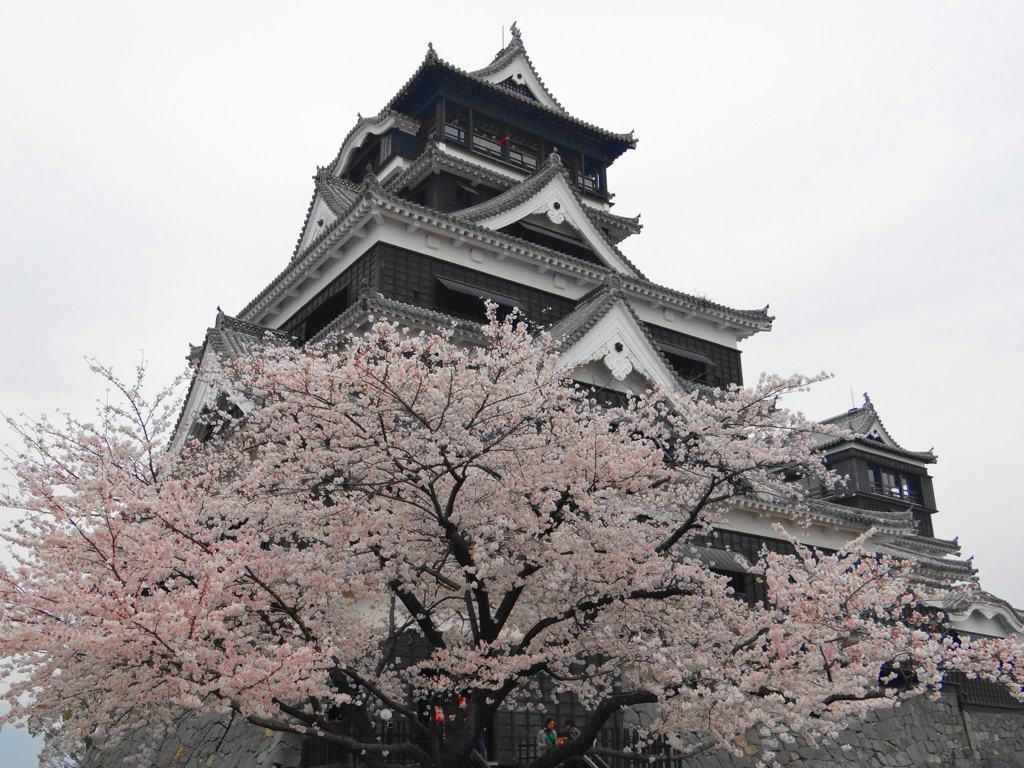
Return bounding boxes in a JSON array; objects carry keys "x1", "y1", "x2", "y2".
[
  {"x1": 561, "y1": 719, "x2": 590, "y2": 768},
  {"x1": 537, "y1": 718, "x2": 557, "y2": 754},
  {"x1": 562, "y1": 719, "x2": 580, "y2": 743}
]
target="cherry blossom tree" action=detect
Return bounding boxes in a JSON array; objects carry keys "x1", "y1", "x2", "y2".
[{"x1": 1, "y1": 318, "x2": 1020, "y2": 768}]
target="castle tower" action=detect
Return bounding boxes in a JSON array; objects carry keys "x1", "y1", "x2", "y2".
[
  {"x1": 96, "y1": 29, "x2": 1023, "y2": 768},
  {"x1": 174, "y1": 30, "x2": 773, "y2": 452}
]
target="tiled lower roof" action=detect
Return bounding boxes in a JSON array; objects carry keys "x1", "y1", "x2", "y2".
[
  {"x1": 242, "y1": 174, "x2": 772, "y2": 335},
  {"x1": 385, "y1": 144, "x2": 523, "y2": 196},
  {"x1": 817, "y1": 395, "x2": 936, "y2": 463},
  {"x1": 878, "y1": 540, "x2": 977, "y2": 583},
  {"x1": 735, "y1": 496, "x2": 918, "y2": 536},
  {"x1": 319, "y1": 173, "x2": 361, "y2": 216},
  {"x1": 291, "y1": 171, "x2": 361, "y2": 259},
  {"x1": 206, "y1": 314, "x2": 290, "y2": 361},
  {"x1": 938, "y1": 589, "x2": 1024, "y2": 626},
  {"x1": 305, "y1": 291, "x2": 488, "y2": 348}
]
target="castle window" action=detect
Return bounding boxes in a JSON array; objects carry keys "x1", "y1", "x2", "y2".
[
  {"x1": 576, "y1": 170, "x2": 602, "y2": 193},
  {"x1": 868, "y1": 464, "x2": 923, "y2": 504},
  {"x1": 281, "y1": 282, "x2": 351, "y2": 343},
  {"x1": 472, "y1": 128, "x2": 505, "y2": 159},
  {"x1": 445, "y1": 121, "x2": 467, "y2": 143},
  {"x1": 435, "y1": 278, "x2": 523, "y2": 323},
  {"x1": 658, "y1": 343, "x2": 715, "y2": 384},
  {"x1": 508, "y1": 141, "x2": 538, "y2": 169},
  {"x1": 378, "y1": 133, "x2": 393, "y2": 165},
  {"x1": 444, "y1": 104, "x2": 469, "y2": 145}
]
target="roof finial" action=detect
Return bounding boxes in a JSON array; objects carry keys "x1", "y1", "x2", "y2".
[
  {"x1": 549, "y1": 147, "x2": 561, "y2": 165},
  {"x1": 510, "y1": 21, "x2": 521, "y2": 40},
  {"x1": 363, "y1": 165, "x2": 381, "y2": 192}
]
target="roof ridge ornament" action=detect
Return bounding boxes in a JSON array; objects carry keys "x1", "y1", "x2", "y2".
[
  {"x1": 363, "y1": 166, "x2": 382, "y2": 194},
  {"x1": 510, "y1": 21, "x2": 521, "y2": 40}
]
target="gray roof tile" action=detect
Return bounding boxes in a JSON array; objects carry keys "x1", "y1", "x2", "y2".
[
  {"x1": 383, "y1": 42, "x2": 635, "y2": 148},
  {"x1": 818, "y1": 394, "x2": 937, "y2": 463}
]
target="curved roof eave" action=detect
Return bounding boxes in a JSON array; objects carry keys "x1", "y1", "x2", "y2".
[
  {"x1": 385, "y1": 145, "x2": 642, "y2": 240},
  {"x1": 732, "y1": 496, "x2": 918, "y2": 537},
  {"x1": 818, "y1": 395, "x2": 937, "y2": 463},
  {"x1": 240, "y1": 178, "x2": 771, "y2": 336},
  {"x1": 383, "y1": 45, "x2": 635, "y2": 153},
  {"x1": 327, "y1": 110, "x2": 422, "y2": 178},
  {"x1": 468, "y1": 35, "x2": 565, "y2": 113}
]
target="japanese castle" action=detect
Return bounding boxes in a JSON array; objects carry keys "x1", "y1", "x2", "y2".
[{"x1": 139, "y1": 26, "x2": 1024, "y2": 768}]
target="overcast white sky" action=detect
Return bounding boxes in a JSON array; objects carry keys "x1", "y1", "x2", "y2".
[{"x1": 2, "y1": 2, "x2": 1023, "y2": 764}]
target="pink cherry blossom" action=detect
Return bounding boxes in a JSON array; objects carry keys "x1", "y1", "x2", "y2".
[{"x1": 2, "y1": 319, "x2": 1019, "y2": 768}]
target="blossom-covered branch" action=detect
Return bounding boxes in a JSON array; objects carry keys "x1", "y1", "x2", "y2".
[{"x1": 2, "y1": 318, "x2": 1019, "y2": 768}]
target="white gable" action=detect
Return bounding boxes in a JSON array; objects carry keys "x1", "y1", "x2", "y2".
[
  {"x1": 946, "y1": 603, "x2": 1024, "y2": 637},
  {"x1": 297, "y1": 196, "x2": 339, "y2": 255},
  {"x1": 557, "y1": 300, "x2": 682, "y2": 400},
  {"x1": 861, "y1": 417, "x2": 905, "y2": 452},
  {"x1": 476, "y1": 55, "x2": 562, "y2": 112},
  {"x1": 471, "y1": 172, "x2": 639, "y2": 278},
  {"x1": 170, "y1": 345, "x2": 257, "y2": 453}
]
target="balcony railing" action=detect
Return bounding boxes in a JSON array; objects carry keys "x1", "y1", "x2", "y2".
[
  {"x1": 472, "y1": 131, "x2": 504, "y2": 158},
  {"x1": 508, "y1": 145, "x2": 538, "y2": 169},
  {"x1": 442, "y1": 123, "x2": 599, "y2": 195},
  {"x1": 577, "y1": 172, "x2": 602, "y2": 192},
  {"x1": 869, "y1": 482, "x2": 923, "y2": 504},
  {"x1": 444, "y1": 123, "x2": 466, "y2": 142}
]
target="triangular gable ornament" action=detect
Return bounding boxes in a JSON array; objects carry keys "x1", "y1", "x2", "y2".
[
  {"x1": 460, "y1": 164, "x2": 639, "y2": 278},
  {"x1": 556, "y1": 298, "x2": 684, "y2": 401}
]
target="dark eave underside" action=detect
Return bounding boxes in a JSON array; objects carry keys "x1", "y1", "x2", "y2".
[{"x1": 385, "y1": 53, "x2": 635, "y2": 162}]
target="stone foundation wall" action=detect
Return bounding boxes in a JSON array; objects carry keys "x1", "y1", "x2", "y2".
[
  {"x1": 81, "y1": 712, "x2": 303, "y2": 768},
  {"x1": 83, "y1": 691, "x2": 1024, "y2": 768},
  {"x1": 688, "y1": 691, "x2": 1024, "y2": 768}
]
